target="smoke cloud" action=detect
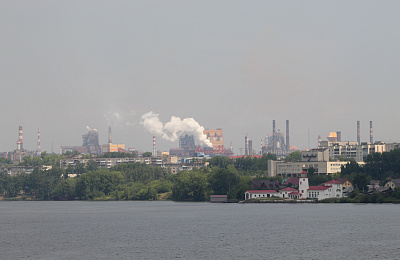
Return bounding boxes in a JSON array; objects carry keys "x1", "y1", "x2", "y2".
[{"x1": 140, "y1": 111, "x2": 213, "y2": 148}]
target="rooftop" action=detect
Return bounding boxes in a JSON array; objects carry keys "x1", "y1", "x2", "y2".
[{"x1": 246, "y1": 190, "x2": 278, "y2": 194}]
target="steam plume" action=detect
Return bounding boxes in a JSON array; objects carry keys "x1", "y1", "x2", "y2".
[{"x1": 140, "y1": 111, "x2": 213, "y2": 148}]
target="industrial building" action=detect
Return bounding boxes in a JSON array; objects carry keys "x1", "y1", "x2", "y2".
[
  {"x1": 317, "y1": 121, "x2": 398, "y2": 162},
  {"x1": 4, "y1": 126, "x2": 38, "y2": 163},
  {"x1": 101, "y1": 126, "x2": 126, "y2": 153},
  {"x1": 204, "y1": 129, "x2": 223, "y2": 148},
  {"x1": 262, "y1": 120, "x2": 292, "y2": 156},
  {"x1": 170, "y1": 129, "x2": 233, "y2": 157},
  {"x1": 267, "y1": 149, "x2": 356, "y2": 177},
  {"x1": 60, "y1": 126, "x2": 128, "y2": 155},
  {"x1": 60, "y1": 155, "x2": 208, "y2": 174}
]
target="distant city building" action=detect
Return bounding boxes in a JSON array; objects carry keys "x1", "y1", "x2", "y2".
[
  {"x1": 60, "y1": 155, "x2": 208, "y2": 174},
  {"x1": 268, "y1": 149, "x2": 357, "y2": 177},
  {"x1": 318, "y1": 140, "x2": 392, "y2": 162},
  {"x1": 101, "y1": 143, "x2": 126, "y2": 153}
]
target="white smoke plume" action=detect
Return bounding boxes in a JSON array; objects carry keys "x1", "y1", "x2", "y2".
[
  {"x1": 140, "y1": 111, "x2": 213, "y2": 148},
  {"x1": 86, "y1": 126, "x2": 97, "y2": 132},
  {"x1": 105, "y1": 112, "x2": 122, "y2": 127}
]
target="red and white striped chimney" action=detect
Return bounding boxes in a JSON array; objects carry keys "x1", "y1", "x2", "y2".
[{"x1": 19, "y1": 126, "x2": 23, "y2": 150}]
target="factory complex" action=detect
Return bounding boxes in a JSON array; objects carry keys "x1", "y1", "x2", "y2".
[{"x1": 2, "y1": 120, "x2": 400, "y2": 177}]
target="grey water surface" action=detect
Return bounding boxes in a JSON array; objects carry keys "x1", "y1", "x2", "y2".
[{"x1": 1, "y1": 201, "x2": 399, "y2": 260}]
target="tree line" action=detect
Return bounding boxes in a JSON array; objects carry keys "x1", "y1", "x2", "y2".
[
  {"x1": 2, "y1": 149, "x2": 400, "y2": 201},
  {"x1": 0, "y1": 154, "x2": 279, "y2": 201}
]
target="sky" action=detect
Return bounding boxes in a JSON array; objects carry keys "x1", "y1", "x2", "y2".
[{"x1": 1, "y1": 1, "x2": 400, "y2": 155}]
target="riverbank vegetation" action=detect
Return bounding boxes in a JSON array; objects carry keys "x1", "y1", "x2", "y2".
[{"x1": 2, "y1": 149, "x2": 400, "y2": 202}]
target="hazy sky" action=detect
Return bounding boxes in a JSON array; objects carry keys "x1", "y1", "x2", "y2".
[{"x1": 1, "y1": 1, "x2": 399, "y2": 154}]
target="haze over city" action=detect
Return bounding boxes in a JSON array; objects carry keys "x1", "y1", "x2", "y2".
[{"x1": 1, "y1": 1, "x2": 399, "y2": 153}]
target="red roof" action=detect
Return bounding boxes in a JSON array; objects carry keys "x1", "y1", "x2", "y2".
[
  {"x1": 289, "y1": 191, "x2": 299, "y2": 195},
  {"x1": 283, "y1": 177, "x2": 299, "y2": 186},
  {"x1": 280, "y1": 187, "x2": 298, "y2": 192},
  {"x1": 229, "y1": 155, "x2": 263, "y2": 159},
  {"x1": 323, "y1": 180, "x2": 343, "y2": 184},
  {"x1": 246, "y1": 190, "x2": 278, "y2": 194},
  {"x1": 309, "y1": 186, "x2": 330, "y2": 190}
]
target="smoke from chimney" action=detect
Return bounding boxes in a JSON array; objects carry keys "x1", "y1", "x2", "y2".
[{"x1": 140, "y1": 111, "x2": 213, "y2": 148}]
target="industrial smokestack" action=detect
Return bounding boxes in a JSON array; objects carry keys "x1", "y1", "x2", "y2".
[
  {"x1": 370, "y1": 121, "x2": 373, "y2": 144},
  {"x1": 286, "y1": 120, "x2": 290, "y2": 153},
  {"x1": 261, "y1": 139, "x2": 263, "y2": 155},
  {"x1": 272, "y1": 120, "x2": 276, "y2": 153},
  {"x1": 108, "y1": 126, "x2": 112, "y2": 144},
  {"x1": 318, "y1": 135, "x2": 321, "y2": 147},
  {"x1": 357, "y1": 121, "x2": 361, "y2": 145},
  {"x1": 336, "y1": 131, "x2": 342, "y2": 142},
  {"x1": 19, "y1": 126, "x2": 23, "y2": 150},
  {"x1": 244, "y1": 134, "x2": 249, "y2": 156},
  {"x1": 37, "y1": 128, "x2": 41, "y2": 155},
  {"x1": 153, "y1": 136, "x2": 156, "y2": 157}
]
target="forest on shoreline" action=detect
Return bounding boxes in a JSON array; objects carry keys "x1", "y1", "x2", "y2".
[{"x1": 1, "y1": 149, "x2": 400, "y2": 202}]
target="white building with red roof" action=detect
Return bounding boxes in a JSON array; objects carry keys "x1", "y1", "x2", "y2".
[
  {"x1": 298, "y1": 172, "x2": 344, "y2": 200},
  {"x1": 244, "y1": 190, "x2": 278, "y2": 200},
  {"x1": 307, "y1": 185, "x2": 332, "y2": 200},
  {"x1": 279, "y1": 187, "x2": 298, "y2": 199},
  {"x1": 244, "y1": 174, "x2": 344, "y2": 201},
  {"x1": 322, "y1": 180, "x2": 344, "y2": 198}
]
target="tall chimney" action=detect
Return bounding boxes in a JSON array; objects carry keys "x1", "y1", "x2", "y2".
[
  {"x1": 318, "y1": 135, "x2": 321, "y2": 147},
  {"x1": 272, "y1": 120, "x2": 276, "y2": 153},
  {"x1": 336, "y1": 131, "x2": 342, "y2": 142},
  {"x1": 37, "y1": 128, "x2": 41, "y2": 155},
  {"x1": 19, "y1": 126, "x2": 23, "y2": 150},
  {"x1": 286, "y1": 120, "x2": 290, "y2": 153},
  {"x1": 370, "y1": 121, "x2": 373, "y2": 144},
  {"x1": 108, "y1": 126, "x2": 112, "y2": 144},
  {"x1": 153, "y1": 136, "x2": 156, "y2": 157},
  {"x1": 357, "y1": 121, "x2": 361, "y2": 145},
  {"x1": 244, "y1": 134, "x2": 249, "y2": 156},
  {"x1": 261, "y1": 139, "x2": 263, "y2": 155}
]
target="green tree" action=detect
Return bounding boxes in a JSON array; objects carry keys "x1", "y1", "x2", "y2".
[
  {"x1": 171, "y1": 170, "x2": 209, "y2": 201},
  {"x1": 76, "y1": 169, "x2": 124, "y2": 199},
  {"x1": 208, "y1": 166, "x2": 240, "y2": 195},
  {"x1": 228, "y1": 175, "x2": 252, "y2": 200},
  {"x1": 86, "y1": 160, "x2": 99, "y2": 171},
  {"x1": 284, "y1": 151, "x2": 302, "y2": 162},
  {"x1": 208, "y1": 156, "x2": 234, "y2": 169},
  {"x1": 0, "y1": 157, "x2": 12, "y2": 164},
  {"x1": 142, "y1": 152, "x2": 152, "y2": 157},
  {"x1": 352, "y1": 172, "x2": 369, "y2": 193}
]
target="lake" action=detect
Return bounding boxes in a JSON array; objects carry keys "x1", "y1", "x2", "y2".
[{"x1": 1, "y1": 201, "x2": 399, "y2": 259}]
